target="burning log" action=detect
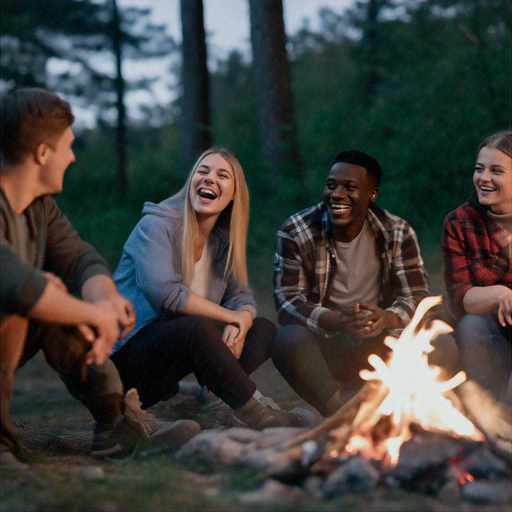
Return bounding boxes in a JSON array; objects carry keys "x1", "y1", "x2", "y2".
[
  {"x1": 174, "y1": 296, "x2": 510, "y2": 506},
  {"x1": 454, "y1": 379, "x2": 512, "y2": 461}
]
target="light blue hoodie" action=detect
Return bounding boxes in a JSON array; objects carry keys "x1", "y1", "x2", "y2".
[{"x1": 113, "y1": 197, "x2": 258, "y2": 351}]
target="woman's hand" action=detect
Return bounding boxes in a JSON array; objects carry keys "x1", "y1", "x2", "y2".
[
  {"x1": 226, "y1": 309, "x2": 253, "y2": 344},
  {"x1": 497, "y1": 287, "x2": 512, "y2": 327},
  {"x1": 222, "y1": 324, "x2": 244, "y2": 359},
  {"x1": 222, "y1": 310, "x2": 252, "y2": 359}
]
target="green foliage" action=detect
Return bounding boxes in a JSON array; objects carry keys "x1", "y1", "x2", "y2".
[{"x1": 54, "y1": 0, "x2": 510, "y2": 297}]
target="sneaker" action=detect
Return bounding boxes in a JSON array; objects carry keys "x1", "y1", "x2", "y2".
[
  {"x1": 125, "y1": 388, "x2": 200, "y2": 452},
  {"x1": 91, "y1": 415, "x2": 147, "y2": 458},
  {"x1": 198, "y1": 388, "x2": 244, "y2": 427},
  {"x1": 234, "y1": 397, "x2": 317, "y2": 430},
  {"x1": 253, "y1": 390, "x2": 282, "y2": 411}
]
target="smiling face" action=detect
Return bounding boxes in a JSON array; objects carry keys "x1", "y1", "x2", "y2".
[
  {"x1": 323, "y1": 162, "x2": 378, "y2": 242},
  {"x1": 473, "y1": 146, "x2": 512, "y2": 215},
  {"x1": 189, "y1": 153, "x2": 235, "y2": 221}
]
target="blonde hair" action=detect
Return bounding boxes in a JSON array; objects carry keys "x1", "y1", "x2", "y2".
[{"x1": 170, "y1": 148, "x2": 249, "y2": 287}]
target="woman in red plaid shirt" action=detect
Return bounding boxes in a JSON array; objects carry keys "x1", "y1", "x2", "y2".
[{"x1": 442, "y1": 130, "x2": 512, "y2": 404}]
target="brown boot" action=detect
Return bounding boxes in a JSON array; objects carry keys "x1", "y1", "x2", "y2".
[
  {"x1": 125, "y1": 389, "x2": 200, "y2": 452},
  {"x1": 234, "y1": 397, "x2": 316, "y2": 430}
]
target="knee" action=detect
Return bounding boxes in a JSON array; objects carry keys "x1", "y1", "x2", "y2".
[
  {"x1": 41, "y1": 325, "x2": 89, "y2": 376},
  {"x1": 455, "y1": 314, "x2": 494, "y2": 348},
  {"x1": 250, "y1": 317, "x2": 277, "y2": 346},
  {"x1": 189, "y1": 316, "x2": 222, "y2": 344}
]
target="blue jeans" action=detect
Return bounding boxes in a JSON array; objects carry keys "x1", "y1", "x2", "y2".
[
  {"x1": 272, "y1": 324, "x2": 389, "y2": 417},
  {"x1": 455, "y1": 314, "x2": 511, "y2": 404}
]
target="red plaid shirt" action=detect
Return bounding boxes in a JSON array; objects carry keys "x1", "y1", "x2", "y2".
[
  {"x1": 442, "y1": 191, "x2": 512, "y2": 319},
  {"x1": 273, "y1": 202, "x2": 430, "y2": 337}
]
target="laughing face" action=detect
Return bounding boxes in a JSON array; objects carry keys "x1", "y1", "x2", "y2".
[
  {"x1": 322, "y1": 162, "x2": 378, "y2": 242},
  {"x1": 473, "y1": 146, "x2": 512, "y2": 215},
  {"x1": 189, "y1": 153, "x2": 235, "y2": 220}
]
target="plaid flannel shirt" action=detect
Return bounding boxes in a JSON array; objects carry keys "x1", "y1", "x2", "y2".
[
  {"x1": 442, "y1": 191, "x2": 512, "y2": 319},
  {"x1": 273, "y1": 202, "x2": 429, "y2": 337}
]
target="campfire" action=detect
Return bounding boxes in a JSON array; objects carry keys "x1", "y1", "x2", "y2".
[
  {"x1": 333, "y1": 296, "x2": 483, "y2": 466},
  {"x1": 174, "y1": 296, "x2": 511, "y2": 506},
  {"x1": 278, "y1": 296, "x2": 511, "y2": 502}
]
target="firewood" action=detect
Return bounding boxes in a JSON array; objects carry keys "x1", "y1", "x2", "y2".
[
  {"x1": 454, "y1": 379, "x2": 512, "y2": 461},
  {"x1": 286, "y1": 381, "x2": 387, "y2": 449}
]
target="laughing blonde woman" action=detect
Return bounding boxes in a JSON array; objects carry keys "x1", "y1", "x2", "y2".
[{"x1": 111, "y1": 148, "x2": 314, "y2": 429}]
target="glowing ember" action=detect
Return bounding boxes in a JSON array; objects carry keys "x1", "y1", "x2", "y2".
[{"x1": 344, "y1": 296, "x2": 484, "y2": 465}]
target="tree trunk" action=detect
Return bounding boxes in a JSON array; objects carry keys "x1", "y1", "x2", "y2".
[
  {"x1": 180, "y1": 0, "x2": 212, "y2": 162},
  {"x1": 112, "y1": 0, "x2": 127, "y2": 195},
  {"x1": 361, "y1": 0, "x2": 381, "y2": 108},
  {"x1": 249, "y1": 0, "x2": 302, "y2": 173}
]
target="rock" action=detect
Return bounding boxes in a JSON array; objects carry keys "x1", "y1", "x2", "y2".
[
  {"x1": 323, "y1": 455, "x2": 380, "y2": 497},
  {"x1": 302, "y1": 475, "x2": 325, "y2": 499},
  {"x1": 80, "y1": 465, "x2": 105, "y2": 480},
  {"x1": 437, "y1": 479, "x2": 461, "y2": 503},
  {"x1": 460, "y1": 479, "x2": 512, "y2": 504},
  {"x1": 176, "y1": 427, "x2": 310, "y2": 480},
  {"x1": 462, "y1": 445, "x2": 511, "y2": 479}
]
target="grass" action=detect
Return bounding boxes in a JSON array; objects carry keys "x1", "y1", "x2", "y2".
[{"x1": 4, "y1": 246, "x2": 495, "y2": 512}]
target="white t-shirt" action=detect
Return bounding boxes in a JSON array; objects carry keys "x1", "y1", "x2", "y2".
[
  {"x1": 190, "y1": 244, "x2": 212, "y2": 298},
  {"x1": 328, "y1": 219, "x2": 380, "y2": 311}
]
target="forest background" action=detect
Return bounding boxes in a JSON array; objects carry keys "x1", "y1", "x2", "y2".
[
  {"x1": 1, "y1": 1, "x2": 511, "y2": 510},
  {"x1": 2, "y1": 0, "x2": 511, "y2": 311}
]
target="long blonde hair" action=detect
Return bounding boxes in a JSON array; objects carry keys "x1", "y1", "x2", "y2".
[{"x1": 170, "y1": 148, "x2": 249, "y2": 287}]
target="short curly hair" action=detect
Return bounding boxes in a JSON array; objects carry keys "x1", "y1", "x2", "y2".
[{"x1": 331, "y1": 149, "x2": 382, "y2": 186}]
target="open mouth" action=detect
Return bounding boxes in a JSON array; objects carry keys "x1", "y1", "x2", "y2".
[
  {"x1": 197, "y1": 187, "x2": 218, "y2": 201},
  {"x1": 330, "y1": 203, "x2": 351, "y2": 214},
  {"x1": 479, "y1": 185, "x2": 496, "y2": 193}
]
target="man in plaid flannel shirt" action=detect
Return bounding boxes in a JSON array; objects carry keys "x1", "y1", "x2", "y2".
[{"x1": 272, "y1": 150, "x2": 429, "y2": 417}]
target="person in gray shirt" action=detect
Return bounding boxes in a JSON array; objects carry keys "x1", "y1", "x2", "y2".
[{"x1": 0, "y1": 88, "x2": 198, "y2": 469}]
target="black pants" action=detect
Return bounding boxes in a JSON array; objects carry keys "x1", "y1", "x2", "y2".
[{"x1": 111, "y1": 316, "x2": 277, "y2": 410}]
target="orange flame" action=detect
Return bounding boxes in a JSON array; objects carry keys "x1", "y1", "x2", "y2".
[{"x1": 345, "y1": 296, "x2": 484, "y2": 465}]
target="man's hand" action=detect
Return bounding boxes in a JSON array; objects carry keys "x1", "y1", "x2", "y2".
[
  {"x1": 43, "y1": 271, "x2": 68, "y2": 292},
  {"x1": 107, "y1": 294, "x2": 136, "y2": 339},
  {"x1": 83, "y1": 295, "x2": 135, "y2": 365},
  {"x1": 84, "y1": 301, "x2": 123, "y2": 366},
  {"x1": 81, "y1": 274, "x2": 136, "y2": 363},
  {"x1": 342, "y1": 304, "x2": 397, "y2": 339}
]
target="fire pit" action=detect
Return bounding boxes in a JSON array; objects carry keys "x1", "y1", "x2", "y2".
[{"x1": 176, "y1": 297, "x2": 511, "y2": 506}]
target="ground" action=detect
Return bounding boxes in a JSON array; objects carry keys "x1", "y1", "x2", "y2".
[{"x1": 2, "y1": 347, "x2": 510, "y2": 512}]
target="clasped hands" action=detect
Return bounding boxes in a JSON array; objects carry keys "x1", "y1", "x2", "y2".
[
  {"x1": 321, "y1": 303, "x2": 394, "y2": 339},
  {"x1": 222, "y1": 309, "x2": 253, "y2": 359},
  {"x1": 43, "y1": 272, "x2": 136, "y2": 366},
  {"x1": 342, "y1": 303, "x2": 392, "y2": 338}
]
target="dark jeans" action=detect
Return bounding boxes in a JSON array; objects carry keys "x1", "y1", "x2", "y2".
[
  {"x1": 1, "y1": 315, "x2": 125, "y2": 457},
  {"x1": 455, "y1": 313, "x2": 511, "y2": 404},
  {"x1": 272, "y1": 324, "x2": 389, "y2": 417},
  {"x1": 111, "y1": 316, "x2": 277, "y2": 410}
]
